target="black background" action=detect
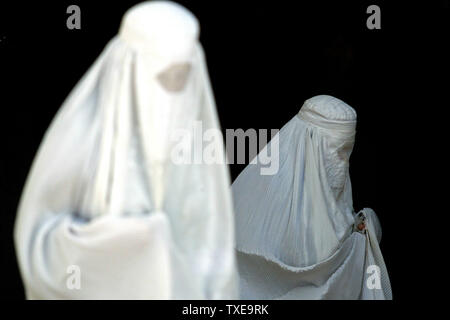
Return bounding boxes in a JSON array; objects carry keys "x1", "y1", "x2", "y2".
[{"x1": 0, "y1": 0, "x2": 448, "y2": 302}]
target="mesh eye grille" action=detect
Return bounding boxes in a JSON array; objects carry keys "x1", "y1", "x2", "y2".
[
  {"x1": 157, "y1": 63, "x2": 191, "y2": 92},
  {"x1": 337, "y1": 140, "x2": 354, "y2": 162},
  {"x1": 323, "y1": 137, "x2": 354, "y2": 198}
]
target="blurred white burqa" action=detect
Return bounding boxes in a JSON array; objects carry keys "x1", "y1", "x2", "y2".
[
  {"x1": 14, "y1": 1, "x2": 238, "y2": 299},
  {"x1": 232, "y1": 95, "x2": 392, "y2": 299}
]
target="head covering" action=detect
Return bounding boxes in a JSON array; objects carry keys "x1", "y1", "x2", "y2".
[
  {"x1": 14, "y1": 1, "x2": 237, "y2": 299},
  {"x1": 232, "y1": 95, "x2": 391, "y2": 299}
]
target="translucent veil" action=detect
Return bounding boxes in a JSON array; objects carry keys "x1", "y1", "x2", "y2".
[
  {"x1": 232, "y1": 95, "x2": 391, "y2": 299},
  {"x1": 14, "y1": 1, "x2": 237, "y2": 299}
]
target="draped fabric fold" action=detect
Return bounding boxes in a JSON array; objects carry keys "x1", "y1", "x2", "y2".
[
  {"x1": 14, "y1": 1, "x2": 238, "y2": 299},
  {"x1": 232, "y1": 95, "x2": 392, "y2": 299}
]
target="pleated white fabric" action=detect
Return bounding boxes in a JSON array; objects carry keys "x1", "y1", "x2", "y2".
[
  {"x1": 14, "y1": 1, "x2": 238, "y2": 299},
  {"x1": 232, "y1": 95, "x2": 392, "y2": 299}
]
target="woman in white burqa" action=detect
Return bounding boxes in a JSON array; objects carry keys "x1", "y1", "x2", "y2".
[
  {"x1": 233, "y1": 95, "x2": 392, "y2": 299},
  {"x1": 14, "y1": 1, "x2": 237, "y2": 299}
]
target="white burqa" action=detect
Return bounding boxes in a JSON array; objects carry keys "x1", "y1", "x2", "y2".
[
  {"x1": 14, "y1": 1, "x2": 238, "y2": 299},
  {"x1": 232, "y1": 95, "x2": 392, "y2": 299}
]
